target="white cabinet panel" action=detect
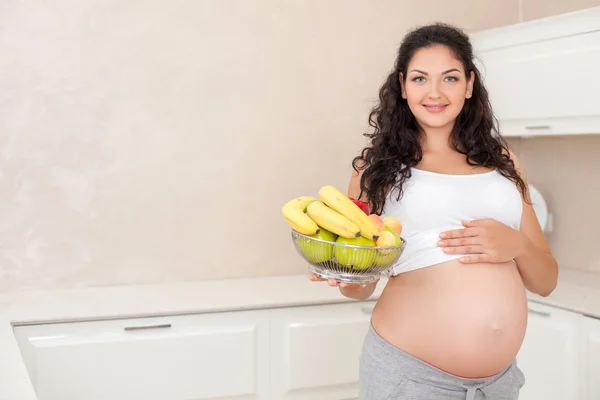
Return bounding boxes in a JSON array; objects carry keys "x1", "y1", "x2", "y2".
[
  {"x1": 517, "y1": 302, "x2": 582, "y2": 400},
  {"x1": 582, "y1": 316, "x2": 600, "y2": 400},
  {"x1": 13, "y1": 298, "x2": 600, "y2": 400},
  {"x1": 471, "y1": 8, "x2": 600, "y2": 137},
  {"x1": 14, "y1": 310, "x2": 270, "y2": 400},
  {"x1": 270, "y1": 301, "x2": 375, "y2": 400},
  {"x1": 478, "y1": 31, "x2": 600, "y2": 123}
]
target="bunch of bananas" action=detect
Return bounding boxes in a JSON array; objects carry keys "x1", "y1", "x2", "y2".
[
  {"x1": 281, "y1": 185, "x2": 404, "y2": 270},
  {"x1": 281, "y1": 185, "x2": 381, "y2": 240},
  {"x1": 283, "y1": 186, "x2": 407, "y2": 275}
]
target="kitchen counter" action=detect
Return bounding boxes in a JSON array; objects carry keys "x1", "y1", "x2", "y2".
[{"x1": 1, "y1": 267, "x2": 600, "y2": 399}]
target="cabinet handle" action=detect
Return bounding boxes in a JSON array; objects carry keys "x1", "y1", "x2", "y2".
[
  {"x1": 124, "y1": 323, "x2": 172, "y2": 331},
  {"x1": 362, "y1": 306, "x2": 374, "y2": 315},
  {"x1": 528, "y1": 308, "x2": 551, "y2": 317},
  {"x1": 524, "y1": 125, "x2": 551, "y2": 130}
]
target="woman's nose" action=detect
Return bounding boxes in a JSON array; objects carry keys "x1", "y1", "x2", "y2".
[{"x1": 428, "y1": 83, "x2": 442, "y2": 99}]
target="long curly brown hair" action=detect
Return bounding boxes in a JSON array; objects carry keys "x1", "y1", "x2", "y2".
[{"x1": 352, "y1": 22, "x2": 528, "y2": 215}]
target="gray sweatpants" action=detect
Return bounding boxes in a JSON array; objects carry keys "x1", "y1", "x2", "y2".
[{"x1": 360, "y1": 323, "x2": 525, "y2": 400}]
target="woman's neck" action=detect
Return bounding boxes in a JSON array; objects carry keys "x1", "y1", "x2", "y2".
[{"x1": 420, "y1": 130, "x2": 453, "y2": 153}]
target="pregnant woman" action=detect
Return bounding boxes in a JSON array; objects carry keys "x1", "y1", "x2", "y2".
[{"x1": 309, "y1": 23, "x2": 558, "y2": 399}]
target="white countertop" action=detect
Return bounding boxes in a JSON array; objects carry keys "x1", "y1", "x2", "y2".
[{"x1": 2, "y1": 267, "x2": 600, "y2": 399}]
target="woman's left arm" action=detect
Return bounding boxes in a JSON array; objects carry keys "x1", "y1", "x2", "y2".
[
  {"x1": 507, "y1": 150, "x2": 559, "y2": 297},
  {"x1": 439, "y1": 151, "x2": 558, "y2": 297}
]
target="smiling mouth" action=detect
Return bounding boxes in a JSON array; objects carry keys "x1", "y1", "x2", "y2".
[{"x1": 423, "y1": 104, "x2": 448, "y2": 112}]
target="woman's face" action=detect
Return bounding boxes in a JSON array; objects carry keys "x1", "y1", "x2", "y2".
[{"x1": 400, "y1": 45, "x2": 474, "y2": 132}]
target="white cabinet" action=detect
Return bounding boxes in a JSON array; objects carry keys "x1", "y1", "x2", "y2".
[
  {"x1": 471, "y1": 7, "x2": 600, "y2": 137},
  {"x1": 582, "y1": 316, "x2": 600, "y2": 400},
  {"x1": 14, "y1": 301, "x2": 375, "y2": 400},
  {"x1": 517, "y1": 302, "x2": 582, "y2": 400},
  {"x1": 13, "y1": 310, "x2": 271, "y2": 400},
  {"x1": 269, "y1": 301, "x2": 375, "y2": 400},
  {"x1": 13, "y1": 298, "x2": 600, "y2": 400}
]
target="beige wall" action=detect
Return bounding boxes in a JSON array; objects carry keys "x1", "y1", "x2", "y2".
[
  {"x1": 0, "y1": 0, "x2": 598, "y2": 291},
  {"x1": 506, "y1": 136, "x2": 600, "y2": 274},
  {"x1": 522, "y1": 0, "x2": 600, "y2": 20}
]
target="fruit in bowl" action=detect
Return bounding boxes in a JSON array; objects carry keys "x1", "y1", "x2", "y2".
[
  {"x1": 281, "y1": 196, "x2": 320, "y2": 235},
  {"x1": 375, "y1": 229, "x2": 398, "y2": 247},
  {"x1": 319, "y1": 186, "x2": 380, "y2": 241},
  {"x1": 282, "y1": 187, "x2": 405, "y2": 276},
  {"x1": 306, "y1": 201, "x2": 360, "y2": 239},
  {"x1": 382, "y1": 216, "x2": 403, "y2": 235},
  {"x1": 374, "y1": 226, "x2": 403, "y2": 266},
  {"x1": 334, "y1": 236, "x2": 377, "y2": 270},
  {"x1": 368, "y1": 214, "x2": 385, "y2": 231},
  {"x1": 296, "y1": 228, "x2": 338, "y2": 263},
  {"x1": 350, "y1": 197, "x2": 370, "y2": 215}
]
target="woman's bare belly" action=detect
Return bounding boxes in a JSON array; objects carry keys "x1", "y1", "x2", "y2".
[{"x1": 371, "y1": 258, "x2": 528, "y2": 378}]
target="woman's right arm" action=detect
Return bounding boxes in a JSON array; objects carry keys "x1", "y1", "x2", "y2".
[
  {"x1": 309, "y1": 274, "x2": 379, "y2": 300},
  {"x1": 308, "y1": 167, "x2": 379, "y2": 301},
  {"x1": 341, "y1": 167, "x2": 379, "y2": 299},
  {"x1": 338, "y1": 278, "x2": 379, "y2": 300}
]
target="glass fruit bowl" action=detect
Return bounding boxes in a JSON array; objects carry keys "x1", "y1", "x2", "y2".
[{"x1": 291, "y1": 230, "x2": 407, "y2": 283}]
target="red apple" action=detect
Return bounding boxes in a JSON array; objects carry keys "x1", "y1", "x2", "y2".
[{"x1": 350, "y1": 197, "x2": 370, "y2": 215}]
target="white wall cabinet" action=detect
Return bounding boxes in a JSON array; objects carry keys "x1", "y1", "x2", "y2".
[
  {"x1": 471, "y1": 7, "x2": 600, "y2": 137},
  {"x1": 13, "y1": 299, "x2": 600, "y2": 400}
]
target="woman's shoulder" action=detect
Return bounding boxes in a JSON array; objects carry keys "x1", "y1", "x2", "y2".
[{"x1": 347, "y1": 168, "x2": 364, "y2": 200}]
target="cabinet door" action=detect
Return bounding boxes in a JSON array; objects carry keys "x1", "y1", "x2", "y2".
[
  {"x1": 270, "y1": 301, "x2": 375, "y2": 400},
  {"x1": 475, "y1": 30, "x2": 600, "y2": 137},
  {"x1": 517, "y1": 302, "x2": 582, "y2": 400},
  {"x1": 13, "y1": 310, "x2": 270, "y2": 400},
  {"x1": 582, "y1": 315, "x2": 600, "y2": 400}
]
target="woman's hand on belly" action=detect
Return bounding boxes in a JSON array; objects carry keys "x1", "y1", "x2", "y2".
[{"x1": 437, "y1": 219, "x2": 526, "y2": 264}]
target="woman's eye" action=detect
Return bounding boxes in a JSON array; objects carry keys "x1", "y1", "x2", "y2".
[
  {"x1": 413, "y1": 77, "x2": 425, "y2": 83},
  {"x1": 445, "y1": 76, "x2": 459, "y2": 82}
]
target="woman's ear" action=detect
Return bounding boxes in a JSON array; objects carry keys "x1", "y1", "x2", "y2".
[
  {"x1": 466, "y1": 71, "x2": 475, "y2": 99},
  {"x1": 399, "y1": 72, "x2": 407, "y2": 99}
]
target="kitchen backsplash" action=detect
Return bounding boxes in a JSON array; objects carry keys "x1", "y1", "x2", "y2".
[
  {"x1": 507, "y1": 135, "x2": 600, "y2": 274},
  {"x1": 1, "y1": 0, "x2": 599, "y2": 291}
]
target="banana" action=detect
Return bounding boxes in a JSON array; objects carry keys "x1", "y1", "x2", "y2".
[
  {"x1": 281, "y1": 196, "x2": 320, "y2": 235},
  {"x1": 318, "y1": 185, "x2": 380, "y2": 240},
  {"x1": 306, "y1": 201, "x2": 361, "y2": 239}
]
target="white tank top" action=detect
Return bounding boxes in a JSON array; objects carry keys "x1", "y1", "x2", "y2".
[{"x1": 381, "y1": 167, "x2": 523, "y2": 276}]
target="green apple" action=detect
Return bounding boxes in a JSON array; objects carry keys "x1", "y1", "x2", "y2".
[
  {"x1": 334, "y1": 236, "x2": 377, "y2": 270},
  {"x1": 297, "y1": 228, "x2": 338, "y2": 263},
  {"x1": 374, "y1": 226, "x2": 403, "y2": 266}
]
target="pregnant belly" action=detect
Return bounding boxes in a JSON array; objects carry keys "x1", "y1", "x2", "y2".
[{"x1": 371, "y1": 259, "x2": 528, "y2": 378}]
